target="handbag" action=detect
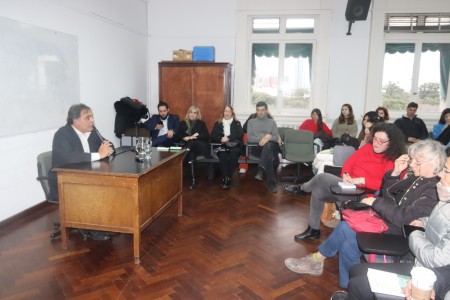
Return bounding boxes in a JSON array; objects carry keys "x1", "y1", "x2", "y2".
[
  {"x1": 341, "y1": 204, "x2": 389, "y2": 233},
  {"x1": 224, "y1": 141, "x2": 239, "y2": 148},
  {"x1": 341, "y1": 200, "x2": 371, "y2": 211}
]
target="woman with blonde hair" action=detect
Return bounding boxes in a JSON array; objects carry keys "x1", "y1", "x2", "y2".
[
  {"x1": 177, "y1": 105, "x2": 210, "y2": 189},
  {"x1": 210, "y1": 105, "x2": 244, "y2": 188}
]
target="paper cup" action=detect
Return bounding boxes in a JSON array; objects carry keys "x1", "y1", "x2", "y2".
[{"x1": 410, "y1": 267, "x2": 436, "y2": 300}]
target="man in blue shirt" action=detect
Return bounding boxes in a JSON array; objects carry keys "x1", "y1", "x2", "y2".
[{"x1": 144, "y1": 101, "x2": 180, "y2": 147}]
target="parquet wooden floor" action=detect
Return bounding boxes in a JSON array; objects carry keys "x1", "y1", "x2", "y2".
[{"x1": 0, "y1": 164, "x2": 341, "y2": 300}]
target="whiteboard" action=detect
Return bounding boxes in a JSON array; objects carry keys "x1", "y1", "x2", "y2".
[{"x1": 0, "y1": 16, "x2": 79, "y2": 137}]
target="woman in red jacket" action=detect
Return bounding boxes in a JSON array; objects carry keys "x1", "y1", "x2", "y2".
[
  {"x1": 299, "y1": 108, "x2": 332, "y2": 152},
  {"x1": 284, "y1": 123, "x2": 406, "y2": 240}
]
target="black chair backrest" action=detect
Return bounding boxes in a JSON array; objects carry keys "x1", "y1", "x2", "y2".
[{"x1": 36, "y1": 151, "x2": 52, "y2": 201}]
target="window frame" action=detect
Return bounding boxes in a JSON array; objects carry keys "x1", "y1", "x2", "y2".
[
  {"x1": 234, "y1": 8, "x2": 331, "y2": 123},
  {"x1": 249, "y1": 15, "x2": 317, "y2": 115},
  {"x1": 366, "y1": 12, "x2": 450, "y2": 121}
]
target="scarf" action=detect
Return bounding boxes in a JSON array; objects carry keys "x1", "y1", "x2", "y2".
[
  {"x1": 186, "y1": 120, "x2": 196, "y2": 135},
  {"x1": 222, "y1": 118, "x2": 232, "y2": 137}
]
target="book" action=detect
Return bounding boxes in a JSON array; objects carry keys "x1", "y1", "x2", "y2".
[
  {"x1": 156, "y1": 147, "x2": 169, "y2": 152},
  {"x1": 338, "y1": 182, "x2": 357, "y2": 189},
  {"x1": 367, "y1": 268, "x2": 411, "y2": 297},
  {"x1": 169, "y1": 146, "x2": 182, "y2": 152}
]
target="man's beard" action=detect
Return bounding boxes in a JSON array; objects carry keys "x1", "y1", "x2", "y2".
[{"x1": 160, "y1": 114, "x2": 168, "y2": 120}]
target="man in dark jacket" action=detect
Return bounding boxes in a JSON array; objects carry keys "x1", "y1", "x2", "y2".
[
  {"x1": 49, "y1": 103, "x2": 114, "y2": 241},
  {"x1": 143, "y1": 101, "x2": 180, "y2": 147},
  {"x1": 49, "y1": 103, "x2": 114, "y2": 202},
  {"x1": 394, "y1": 102, "x2": 429, "y2": 143}
]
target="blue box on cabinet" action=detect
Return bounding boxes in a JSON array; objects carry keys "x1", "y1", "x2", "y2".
[{"x1": 193, "y1": 46, "x2": 215, "y2": 62}]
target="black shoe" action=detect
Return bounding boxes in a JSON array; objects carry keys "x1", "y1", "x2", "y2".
[
  {"x1": 294, "y1": 226, "x2": 320, "y2": 241},
  {"x1": 87, "y1": 230, "x2": 111, "y2": 241},
  {"x1": 189, "y1": 180, "x2": 197, "y2": 190},
  {"x1": 284, "y1": 184, "x2": 306, "y2": 196},
  {"x1": 267, "y1": 182, "x2": 277, "y2": 193},
  {"x1": 222, "y1": 177, "x2": 231, "y2": 189}
]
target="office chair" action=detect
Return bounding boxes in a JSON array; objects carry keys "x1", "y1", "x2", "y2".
[
  {"x1": 356, "y1": 232, "x2": 411, "y2": 263},
  {"x1": 355, "y1": 232, "x2": 414, "y2": 300},
  {"x1": 36, "y1": 151, "x2": 91, "y2": 240},
  {"x1": 281, "y1": 129, "x2": 315, "y2": 183},
  {"x1": 36, "y1": 151, "x2": 63, "y2": 240},
  {"x1": 322, "y1": 145, "x2": 356, "y2": 176},
  {"x1": 277, "y1": 127, "x2": 294, "y2": 144}
]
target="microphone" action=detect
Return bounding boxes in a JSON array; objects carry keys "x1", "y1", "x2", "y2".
[
  {"x1": 95, "y1": 127, "x2": 105, "y2": 142},
  {"x1": 95, "y1": 127, "x2": 116, "y2": 155}
]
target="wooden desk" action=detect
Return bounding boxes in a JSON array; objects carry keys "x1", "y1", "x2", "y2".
[{"x1": 54, "y1": 148, "x2": 185, "y2": 264}]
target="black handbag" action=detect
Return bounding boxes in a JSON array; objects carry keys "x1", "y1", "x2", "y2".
[
  {"x1": 341, "y1": 200, "x2": 371, "y2": 211},
  {"x1": 224, "y1": 141, "x2": 239, "y2": 148}
]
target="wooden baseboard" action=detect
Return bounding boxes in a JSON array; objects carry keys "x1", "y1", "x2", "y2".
[{"x1": 0, "y1": 201, "x2": 51, "y2": 230}]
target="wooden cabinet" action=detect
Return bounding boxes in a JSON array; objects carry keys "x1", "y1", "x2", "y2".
[{"x1": 159, "y1": 62, "x2": 232, "y2": 131}]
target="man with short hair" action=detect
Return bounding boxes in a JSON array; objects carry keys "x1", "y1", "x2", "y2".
[
  {"x1": 48, "y1": 103, "x2": 114, "y2": 240},
  {"x1": 394, "y1": 102, "x2": 428, "y2": 143},
  {"x1": 144, "y1": 101, "x2": 180, "y2": 147},
  {"x1": 247, "y1": 101, "x2": 280, "y2": 193}
]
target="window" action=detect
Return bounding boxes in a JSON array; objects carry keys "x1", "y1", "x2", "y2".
[
  {"x1": 385, "y1": 13, "x2": 450, "y2": 33},
  {"x1": 250, "y1": 17, "x2": 316, "y2": 113},
  {"x1": 381, "y1": 42, "x2": 450, "y2": 112},
  {"x1": 376, "y1": 11, "x2": 450, "y2": 114}
]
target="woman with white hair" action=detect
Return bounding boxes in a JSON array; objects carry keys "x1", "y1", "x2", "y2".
[
  {"x1": 340, "y1": 154, "x2": 450, "y2": 300},
  {"x1": 285, "y1": 139, "x2": 446, "y2": 289}
]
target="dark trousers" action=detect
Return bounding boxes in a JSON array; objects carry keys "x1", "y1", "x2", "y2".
[
  {"x1": 183, "y1": 140, "x2": 210, "y2": 185},
  {"x1": 152, "y1": 134, "x2": 174, "y2": 147},
  {"x1": 348, "y1": 263, "x2": 414, "y2": 300},
  {"x1": 251, "y1": 141, "x2": 280, "y2": 184},
  {"x1": 184, "y1": 140, "x2": 210, "y2": 161},
  {"x1": 217, "y1": 148, "x2": 241, "y2": 178}
]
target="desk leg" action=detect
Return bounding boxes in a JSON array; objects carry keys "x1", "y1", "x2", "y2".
[
  {"x1": 61, "y1": 226, "x2": 68, "y2": 252},
  {"x1": 177, "y1": 192, "x2": 183, "y2": 217},
  {"x1": 133, "y1": 230, "x2": 141, "y2": 264}
]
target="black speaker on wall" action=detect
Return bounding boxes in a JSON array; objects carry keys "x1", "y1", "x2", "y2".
[
  {"x1": 345, "y1": 0, "x2": 371, "y2": 35},
  {"x1": 345, "y1": 0, "x2": 372, "y2": 21}
]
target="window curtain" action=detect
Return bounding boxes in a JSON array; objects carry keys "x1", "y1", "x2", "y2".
[
  {"x1": 251, "y1": 43, "x2": 312, "y2": 85},
  {"x1": 385, "y1": 43, "x2": 450, "y2": 100}
]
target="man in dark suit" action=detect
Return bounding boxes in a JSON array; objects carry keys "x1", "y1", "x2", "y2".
[
  {"x1": 48, "y1": 103, "x2": 115, "y2": 241},
  {"x1": 49, "y1": 103, "x2": 114, "y2": 202},
  {"x1": 144, "y1": 101, "x2": 180, "y2": 147}
]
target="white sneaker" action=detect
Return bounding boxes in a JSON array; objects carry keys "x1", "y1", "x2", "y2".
[
  {"x1": 239, "y1": 168, "x2": 247, "y2": 174},
  {"x1": 285, "y1": 254, "x2": 324, "y2": 276}
]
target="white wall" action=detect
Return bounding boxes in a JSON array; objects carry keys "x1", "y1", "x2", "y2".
[
  {"x1": 0, "y1": 0, "x2": 148, "y2": 222},
  {"x1": 147, "y1": 0, "x2": 236, "y2": 115},
  {"x1": 326, "y1": 0, "x2": 371, "y2": 122}
]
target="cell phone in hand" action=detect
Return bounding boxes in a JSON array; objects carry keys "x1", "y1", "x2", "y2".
[
  {"x1": 158, "y1": 121, "x2": 163, "y2": 126},
  {"x1": 402, "y1": 224, "x2": 425, "y2": 238}
]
